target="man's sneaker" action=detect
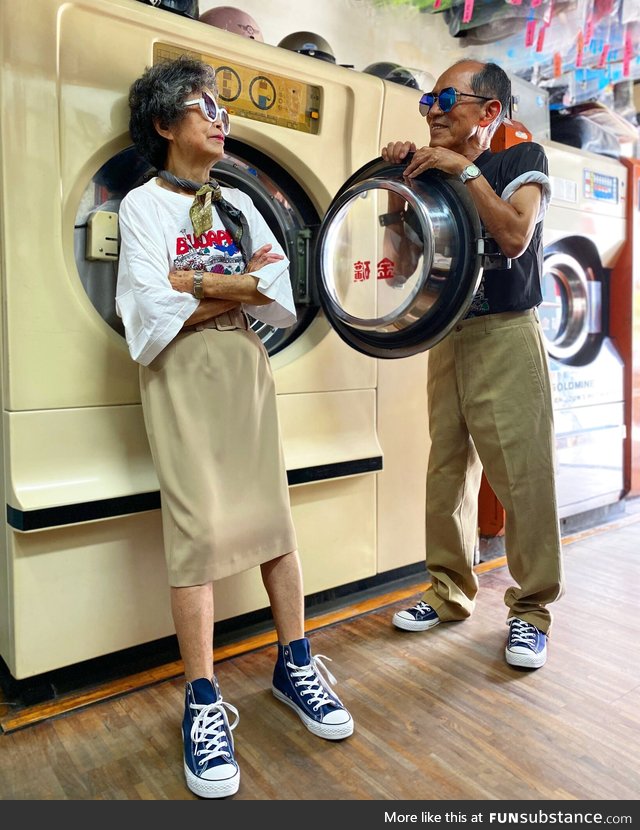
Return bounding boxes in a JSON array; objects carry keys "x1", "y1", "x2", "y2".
[
  {"x1": 272, "y1": 637, "x2": 354, "y2": 740},
  {"x1": 392, "y1": 600, "x2": 440, "y2": 631},
  {"x1": 505, "y1": 618, "x2": 548, "y2": 669},
  {"x1": 182, "y1": 677, "x2": 240, "y2": 798}
]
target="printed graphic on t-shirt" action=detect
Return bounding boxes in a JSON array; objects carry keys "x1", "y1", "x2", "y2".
[
  {"x1": 174, "y1": 228, "x2": 245, "y2": 274},
  {"x1": 465, "y1": 276, "x2": 490, "y2": 318}
]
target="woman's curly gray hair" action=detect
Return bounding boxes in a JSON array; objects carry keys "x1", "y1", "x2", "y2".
[{"x1": 128, "y1": 55, "x2": 219, "y2": 169}]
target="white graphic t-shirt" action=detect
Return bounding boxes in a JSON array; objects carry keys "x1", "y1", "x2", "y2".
[{"x1": 116, "y1": 177, "x2": 296, "y2": 365}]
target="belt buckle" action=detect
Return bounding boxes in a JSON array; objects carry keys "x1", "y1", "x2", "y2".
[
  {"x1": 217, "y1": 309, "x2": 249, "y2": 331},
  {"x1": 214, "y1": 311, "x2": 237, "y2": 331}
]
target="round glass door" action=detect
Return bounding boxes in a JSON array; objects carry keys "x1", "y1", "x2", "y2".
[
  {"x1": 540, "y1": 238, "x2": 603, "y2": 365},
  {"x1": 315, "y1": 157, "x2": 484, "y2": 359}
]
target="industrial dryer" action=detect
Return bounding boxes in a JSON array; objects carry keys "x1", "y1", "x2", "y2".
[{"x1": 0, "y1": 0, "x2": 438, "y2": 678}]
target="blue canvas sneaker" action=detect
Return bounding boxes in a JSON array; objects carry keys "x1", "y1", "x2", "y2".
[
  {"x1": 392, "y1": 600, "x2": 440, "y2": 631},
  {"x1": 505, "y1": 617, "x2": 548, "y2": 669},
  {"x1": 182, "y1": 676, "x2": 240, "y2": 798},
  {"x1": 272, "y1": 637, "x2": 354, "y2": 740}
]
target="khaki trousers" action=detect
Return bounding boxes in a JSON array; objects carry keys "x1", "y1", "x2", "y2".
[{"x1": 421, "y1": 309, "x2": 564, "y2": 634}]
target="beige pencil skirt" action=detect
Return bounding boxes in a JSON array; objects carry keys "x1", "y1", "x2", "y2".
[{"x1": 139, "y1": 320, "x2": 297, "y2": 587}]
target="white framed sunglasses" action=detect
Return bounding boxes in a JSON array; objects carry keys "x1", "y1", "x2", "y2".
[{"x1": 183, "y1": 90, "x2": 230, "y2": 135}]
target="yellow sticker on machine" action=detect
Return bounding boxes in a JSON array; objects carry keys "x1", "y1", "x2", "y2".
[{"x1": 154, "y1": 43, "x2": 321, "y2": 134}]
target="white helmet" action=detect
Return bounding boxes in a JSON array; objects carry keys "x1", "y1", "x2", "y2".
[{"x1": 199, "y1": 6, "x2": 264, "y2": 41}]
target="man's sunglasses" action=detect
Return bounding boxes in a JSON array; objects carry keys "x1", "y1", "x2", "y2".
[
  {"x1": 419, "y1": 87, "x2": 493, "y2": 116},
  {"x1": 183, "y1": 90, "x2": 230, "y2": 135}
]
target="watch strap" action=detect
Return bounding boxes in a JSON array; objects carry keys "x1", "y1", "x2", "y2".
[{"x1": 192, "y1": 271, "x2": 205, "y2": 299}]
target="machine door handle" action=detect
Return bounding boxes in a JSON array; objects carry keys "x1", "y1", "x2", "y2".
[
  {"x1": 285, "y1": 226, "x2": 318, "y2": 306},
  {"x1": 586, "y1": 280, "x2": 602, "y2": 334}
]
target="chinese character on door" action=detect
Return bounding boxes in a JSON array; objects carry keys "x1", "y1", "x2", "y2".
[
  {"x1": 377, "y1": 258, "x2": 395, "y2": 280},
  {"x1": 353, "y1": 260, "x2": 371, "y2": 282}
]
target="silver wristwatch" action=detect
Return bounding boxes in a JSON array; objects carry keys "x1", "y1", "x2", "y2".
[
  {"x1": 460, "y1": 163, "x2": 481, "y2": 184},
  {"x1": 192, "y1": 271, "x2": 205, "y2": 299}
]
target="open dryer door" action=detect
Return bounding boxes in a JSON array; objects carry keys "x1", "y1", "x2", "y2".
[{"x1": 314, "y1": 157, "x2": 488, "y2": 359}]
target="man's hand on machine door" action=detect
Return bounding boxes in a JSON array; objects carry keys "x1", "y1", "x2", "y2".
[{"x1": 381, "y1": 140, "x2": 417, "y2": 165}]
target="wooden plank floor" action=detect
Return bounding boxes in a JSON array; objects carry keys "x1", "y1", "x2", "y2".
[{"x1": 1, "y1": 516, "x2": 639, "y2": 800}]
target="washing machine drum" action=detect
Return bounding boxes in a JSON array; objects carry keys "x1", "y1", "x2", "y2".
[
  {"x1": 315, "y1": 157, "x2": 485, "y2": 359},
  {"x1": 540, "y1": 239, "x2": 605, "y2": 365},
  {"x1": 136, "y1": 0, "x2": 199, "y2": 18}
]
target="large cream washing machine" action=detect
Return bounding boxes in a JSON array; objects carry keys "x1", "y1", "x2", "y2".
[
  {"x1": 539, "y1": 141, "x2": 628, "y2": 520},
  {"x1": 0, "y1": 0, "x2": 432, "y2": 678}
]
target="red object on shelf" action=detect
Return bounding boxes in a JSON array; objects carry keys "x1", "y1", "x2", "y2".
[{"x1": 490, "y1": 117, "x2": 533, "y2": 152}]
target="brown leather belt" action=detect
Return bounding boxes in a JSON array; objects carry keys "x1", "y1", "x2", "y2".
[{"x1": 183, "y1": 308, "x2": 250, "y2": 333}]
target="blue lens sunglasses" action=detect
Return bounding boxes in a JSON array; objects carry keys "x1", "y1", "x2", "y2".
[{"x1": 419, "y1": 87, "x2": 493, "y2": 116}]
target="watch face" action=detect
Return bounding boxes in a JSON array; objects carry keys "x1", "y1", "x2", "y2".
[{"x1": 462, "y1": 164, "x2": 481, "y2": 181}]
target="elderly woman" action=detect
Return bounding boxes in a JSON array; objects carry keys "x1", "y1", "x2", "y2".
[{"x1": 116, "y1": 56, "x2": 353, "y2": 800}]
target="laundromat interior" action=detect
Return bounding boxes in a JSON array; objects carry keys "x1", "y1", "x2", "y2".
[{"x1": 1, "y1": 0, "x2": 640, "y2": 803}]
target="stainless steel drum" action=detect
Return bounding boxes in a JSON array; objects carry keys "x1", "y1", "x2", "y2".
[
  {"x1": 74, "y1": 141, "x2": 321, "y2": 357},
  {"x1": 540, "y1": 237, "x2": 604, "y2": 366}
]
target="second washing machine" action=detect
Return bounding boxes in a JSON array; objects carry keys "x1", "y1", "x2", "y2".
[{"x1": 539, "y1": 141, "x2": 628, "y2": 521}]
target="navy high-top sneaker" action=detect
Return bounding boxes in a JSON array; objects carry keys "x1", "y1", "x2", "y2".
[
  {"x1": 505, "y1": 618, "x2": 548, "y2": 669},
  {"x1": 182, "y1": 676, "x2": 240, "y2": 798},
  {"x1": 272, "y1": 637, "x2": 354, "y2": 740}
]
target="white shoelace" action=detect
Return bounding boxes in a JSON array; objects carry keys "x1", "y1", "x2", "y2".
[
  {"x1": 287, "y1": 654, "x2": 342, "y2": 712},
  {"x1": 412, "y1": 601, "x2": 433, "y2": 614},
  {"x1": 189, "y1": 699, "x2": 240, "y2": 767},
  {"x1": 509, "y1": 618, "x2": 538, "y2": 646}
]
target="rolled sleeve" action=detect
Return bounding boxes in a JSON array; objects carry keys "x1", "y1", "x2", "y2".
[
  {"x1": 243, "y1": 256, "x2": 296, "y2": 327},
  {"x1": 235, "y1": 193, "x2": 297, "y2": 328},
  {"x1": 501, "y1": 172, "x2": 551, "y2": 224}
]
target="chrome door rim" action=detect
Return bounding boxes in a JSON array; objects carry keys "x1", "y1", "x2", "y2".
[
  {"x1": 542, "y1": 251, "x2": 592, "y2": 361},
  {"x1": 320, "y1": 179, "x2": 435, "y2": 330}
]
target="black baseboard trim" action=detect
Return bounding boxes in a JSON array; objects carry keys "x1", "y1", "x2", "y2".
[{"x1": 7, "y1": 457, "x2": 383, "y2": 531}]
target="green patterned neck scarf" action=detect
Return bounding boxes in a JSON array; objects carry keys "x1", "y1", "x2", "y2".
[{"x1": 158, "y1": 170, "x2": 252, "y2": 264}]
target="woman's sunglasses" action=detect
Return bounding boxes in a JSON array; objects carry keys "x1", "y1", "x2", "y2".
[
  {"x1": 419, "y1": 87, "x2": 493, "y2": 116},
  {"x1": 183, "y1": 90, "x2": 231, "y2": 135}
]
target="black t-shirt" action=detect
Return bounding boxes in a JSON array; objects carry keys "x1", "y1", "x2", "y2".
[{"x1": 465, "y1": 142, "x2": 549, "y2": 317}]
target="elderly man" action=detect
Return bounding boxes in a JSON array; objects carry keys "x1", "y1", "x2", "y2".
[{"x1": 383, "y1": 59, "x2": 564, "y2": 669}]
